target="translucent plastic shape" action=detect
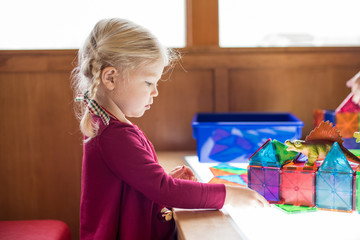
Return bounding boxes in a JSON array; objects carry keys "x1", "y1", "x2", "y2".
[
  {"x1": 248, "y1": 166, "x2": 280, "y2": 202},
  {"x1": 280, "y1": 166, "x2": 316, "y2": 207},
  {"x1": 316, "y1": 171, "x2": 354, "y2": 211},
  {"x1": 248, "y1": 140, "x2": 279, "y2": 167},
  {"x1": 319, "y1": 142, "x2": 353, "y2": 174},
  {"x1": 273, "y1": 139, "x2": 299, "y2": 166}
]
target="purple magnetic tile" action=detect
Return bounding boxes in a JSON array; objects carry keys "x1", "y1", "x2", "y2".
[
  {"x1": 264, "y1": 167, "x2": 280, "y2": 186},
  {"x1": 248, "y1": 166, "x2": 280, "y2": 202}
]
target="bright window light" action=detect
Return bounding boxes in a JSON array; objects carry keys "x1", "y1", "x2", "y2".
[
  {"x1": 0, "y1": 0, "x2": 185, "y2": 50},
  {"x1": 219, "y1": 0, "x2": 360, "y2": 47}
]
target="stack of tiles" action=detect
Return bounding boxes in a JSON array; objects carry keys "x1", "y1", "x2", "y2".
[
  {"x1": 316, "y1": 142, "x2": 357, "y2": 212},
  {"x1": 247, "y1": 139, "x2": 298, "y2": 203},
  {"x1": 247, "y1": 139, "x2": 360, "y2": 213},
  {"x1": 314, "y1": 93, "x2": 360, "y2": 149}
]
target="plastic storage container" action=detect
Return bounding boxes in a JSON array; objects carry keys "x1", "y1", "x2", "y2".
[{"x1": 192, "y1": 112, "x2": 303, "y2": 163}]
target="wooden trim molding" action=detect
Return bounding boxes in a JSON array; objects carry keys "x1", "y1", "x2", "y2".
[{"x1": 186, "y1": 0, "x2": 219, "y2": 47}]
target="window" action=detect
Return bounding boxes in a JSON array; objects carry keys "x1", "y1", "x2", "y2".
[
  {"x1": 0, "y1": 0, "x2": 185, "y2": 49},
  {"x1": 219, "y1": 0, "x2": 360, "y2": 47}
]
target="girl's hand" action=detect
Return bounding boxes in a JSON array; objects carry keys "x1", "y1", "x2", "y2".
[
  {"x1": 169, "y1": 165, "x2": 197, "y2": 182},
  {"x1": 224, "y1": 185, "x2": 270, "y2": 208},
  {"x1": 346, "y1": 71, "x2": 360, "y2": 104}
]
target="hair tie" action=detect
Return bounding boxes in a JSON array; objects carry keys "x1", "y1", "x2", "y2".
[{"x1": 75, "y1": 91, "x2": 110, "y2": 125}]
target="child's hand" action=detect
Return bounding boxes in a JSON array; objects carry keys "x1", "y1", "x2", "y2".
[
  {"x1": 346, "y1": 71, "x2": 360, "y2": 104},
  {"x1": 169, "y1": 165, "x2": 197, "y2": 181},
  {"x1": 224, "y1": 185, "x2": 270, "y2": 208}
]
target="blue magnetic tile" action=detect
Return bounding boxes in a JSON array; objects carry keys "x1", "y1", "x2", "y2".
[
  {"x1": 324, "y1": 110, "x2": 336, "y2": 124},
  {"x1": 249, "y1": 140, "x2": 280, "y2": 167},
  {"x1": 319, "y1": 142, "x2": 353, "y2": 174},
  {"x1": 217, "y1": 175, "x2": 247, "y2": 185},
  {"x1": 316, "y1": 172, "x2": 354, "y2": 211}
]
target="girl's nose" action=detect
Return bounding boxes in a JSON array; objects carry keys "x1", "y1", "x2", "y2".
[{"x1": 152, "y1": 85, "x2": 159, "y2": 97}]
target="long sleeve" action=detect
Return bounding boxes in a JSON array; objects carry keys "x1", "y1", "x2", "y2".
[{"x1": 98, "y1": 124, "x2": 226, "y2": 209}]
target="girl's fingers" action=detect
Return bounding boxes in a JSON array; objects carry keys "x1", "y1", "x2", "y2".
[
  {"x1": 170, "y1": 166, "x2": 183, "y2": 173},
  {"x1": 183, "y1": 166, "x2": 195, "y2": 176},
  {"x1": 191, "y1": 176, "x2": 198, "y2": 182},
  {"x1": 169, "y1": 166, "x2": 181, "y2": 174},
  {"x1": 259, "y1": 197, "x2": 270, "y2": 207},
  {"x1": 254, "y1": 191, "x2": 270, "y2": 207}
]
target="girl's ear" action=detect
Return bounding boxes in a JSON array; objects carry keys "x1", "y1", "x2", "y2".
[{"x1": 101, "y1": 67, "x2": 118, "y2": 90}]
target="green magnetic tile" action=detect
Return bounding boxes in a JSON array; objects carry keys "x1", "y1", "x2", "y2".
[
  {"x1": 273, "y1": 139, "x2": 298, "y2": 166},
  {"x1": 349, "y1": 149, "x2": 360, "y2": 157},
  {"x1": 274, "y1": 204, "x2": 318, "y2": 214}
]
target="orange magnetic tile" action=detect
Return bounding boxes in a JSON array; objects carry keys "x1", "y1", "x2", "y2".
[
  {"x1": 335, "y1": 112, "x2": 359, "y2": 138},
  {"x1": 313, "y1": 109, "x2": 325, "y2": 128},
  {"x1": 282, "y1": 161, "x2": 321, "y2": 171},
  {"x1": 209, "y1": 167, "x2": 236, "y2": 176},
  {"x1": 208, "y1": 177, "x2": 243, "y2": 186}
]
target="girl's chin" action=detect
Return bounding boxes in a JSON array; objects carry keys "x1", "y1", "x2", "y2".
[{"x1": 127, "y1": 111, "x2": 146, "y2": 118}]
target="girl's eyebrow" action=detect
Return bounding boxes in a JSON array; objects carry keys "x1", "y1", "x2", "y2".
[
  {"x1": 144, "y1": 71, "x2": 162, "y2": 80},
  {"x1": 144, "y1": 71, "x2": 158, "y2": 77}
]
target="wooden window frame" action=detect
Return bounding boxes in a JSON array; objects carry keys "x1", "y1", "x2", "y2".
[{"x1": 186, "y1": 0, "x2": 219, "y2": 47}]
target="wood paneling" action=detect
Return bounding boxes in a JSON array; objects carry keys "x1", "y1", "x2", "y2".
[
  {"x1": 214, "y1": 68, "x2": 229, "y2": 112},
  {"x1": 1, "y1": 47, "x2": 360, "y2": 239},
  {"x1": 229, "y1": 68, "x2": 352, "y2": 136},
  {"x1": 180, "y1": 47, "x2": 360, "y2": 136},
  {"x1": 0, "y1": 67, "x2": 82, "y2": 239}
]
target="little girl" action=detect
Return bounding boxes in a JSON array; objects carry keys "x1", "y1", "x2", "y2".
[{"x1": 73, "y1": 18, "x2": 269, "y2": 240}]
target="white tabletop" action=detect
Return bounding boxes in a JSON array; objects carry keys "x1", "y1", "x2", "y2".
[{"x1": 185, "y1": 156, "x2": 360, "y2": 240}]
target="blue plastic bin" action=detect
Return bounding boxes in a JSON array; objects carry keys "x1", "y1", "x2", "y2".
[{"x1": 192, "y1": 112, "x2": 304, "y2": 163}]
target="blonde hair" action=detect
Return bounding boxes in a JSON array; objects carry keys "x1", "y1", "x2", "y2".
[{"x1": 72, "y1": 18, "x2": 178, "y2": 140}]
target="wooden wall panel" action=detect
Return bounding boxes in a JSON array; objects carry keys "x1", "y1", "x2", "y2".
[
  {"x1": 131, "y1": 69, "x2": 214, "y2": 150},
  {"x1": 228, "y1": 67, "x2": 354, "y2": 137},
  {"x1": 223, "y1": 48, "x2": 360, "y2": 137},
  {"x1": 1, "y1": 47, "x2": 360, "y2": 240},
  {"x1": 0, "y1": 70, "x2": 82, "y2": 239}
]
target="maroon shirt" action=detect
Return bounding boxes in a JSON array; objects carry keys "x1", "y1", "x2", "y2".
[{"x1": 80, "y1": 115, "x2": 226, "y2": 240}]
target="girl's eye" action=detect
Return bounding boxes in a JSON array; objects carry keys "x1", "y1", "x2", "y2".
[{"x1": 145, "y1": 81, "x2": 153, "y2": 86}]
